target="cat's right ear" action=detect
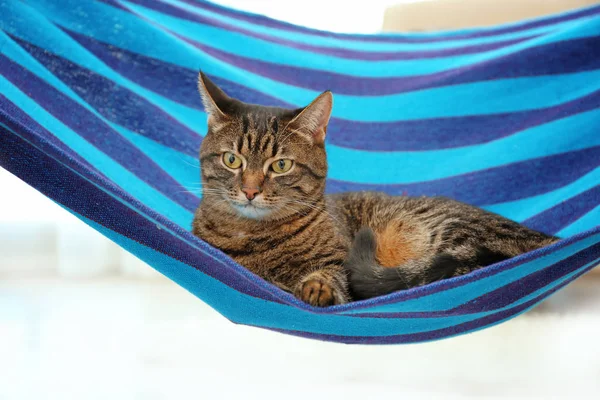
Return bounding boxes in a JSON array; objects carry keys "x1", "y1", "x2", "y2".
[{"x1": 198, "y1": 71, "x2": 231, "y2": 126}]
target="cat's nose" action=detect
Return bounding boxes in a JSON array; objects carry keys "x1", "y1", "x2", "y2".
[{"x1": 242, "y1": 187, "x2": 260, "y2": 201}]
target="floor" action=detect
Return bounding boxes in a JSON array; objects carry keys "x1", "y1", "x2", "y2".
[{"x1": 1, "y1": 275, "x2": 600, "y2": 399}]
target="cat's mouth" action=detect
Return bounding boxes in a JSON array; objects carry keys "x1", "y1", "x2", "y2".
[{"x1": 230, "y1": 201, "x2": 274, "y2": 220}]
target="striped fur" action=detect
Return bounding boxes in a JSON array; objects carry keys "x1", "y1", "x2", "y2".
[
  {"x1": 338, "y1": 194, "x2": 558, "y2": 300},
  {"x1": 0, "y1": 0, "x2": 599, "y2": 343},
  {"x1": 192, "y1": 75, "x2": 558, "y2": 305},
  {"x1": 193, "y1": 73, "x2": 349, "y2": 305}
]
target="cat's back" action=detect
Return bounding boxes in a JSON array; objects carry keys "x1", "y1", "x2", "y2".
[
  {"x1": 327, "y1": 191, "x2": 556, "y2": 253},
  {"x1": 328, "y1": 191, "x2": 517, "y2": 225},
  {"x1": 327, "y1": 191, "x2": 446, "y2": 226},
  {"x1": 327, "y1": 191, "x2": 412, "y2": 234}
]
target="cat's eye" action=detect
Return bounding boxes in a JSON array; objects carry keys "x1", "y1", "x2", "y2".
[
  {"x1": 271, "y1": 159, "x2": 293, "y2": 174},
  {"x1": 223, "y1": 152, "x2": 242, "y2": 169}
]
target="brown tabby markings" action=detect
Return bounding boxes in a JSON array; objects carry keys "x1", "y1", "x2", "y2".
[
  {"x1": 192, "y1": 72, "x2": 559, "y2": 306},
  {"x1": 192, "y1": 72, "x2": 349, "y2": 306}
]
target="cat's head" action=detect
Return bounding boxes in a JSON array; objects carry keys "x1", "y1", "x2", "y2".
[{"x1": 197, "y1": 72, "x2": 332, "y2": 221}]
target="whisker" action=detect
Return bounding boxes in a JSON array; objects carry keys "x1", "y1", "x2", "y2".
[{"x1": 178, "y1": 155, "x2": 201, "y2": 169}]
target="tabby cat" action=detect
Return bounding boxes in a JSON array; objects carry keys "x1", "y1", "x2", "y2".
[{"x1": 192, "y1": 72, "x2": 558, "y2": 307}]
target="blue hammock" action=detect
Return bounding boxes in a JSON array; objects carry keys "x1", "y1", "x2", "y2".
[{"x1": 1, "y1": 0, "x2": 599, "y2": 344}]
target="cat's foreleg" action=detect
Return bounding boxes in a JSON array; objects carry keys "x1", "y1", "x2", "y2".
[{"x1": 294, "y1": 265, "x2": 349, "y2": 306}]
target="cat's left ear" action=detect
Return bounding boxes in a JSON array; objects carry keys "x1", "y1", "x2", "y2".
[
  {"x1": 288, "y1": 91, "x2": 333, "y2": 145},
  {"x1": 197, "y1": 71, "x2": 232, "y2": 126}
]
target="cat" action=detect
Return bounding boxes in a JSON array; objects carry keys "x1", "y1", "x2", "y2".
[{"x1": 191, "y1": 72, "x2": 558, "y2": 307}]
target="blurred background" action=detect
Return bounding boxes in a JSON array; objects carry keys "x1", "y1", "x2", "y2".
[{"x1": 1, "y1": 0, "x2": 600, "y2": 399}]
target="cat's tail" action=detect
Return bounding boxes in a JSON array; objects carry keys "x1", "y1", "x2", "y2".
[{"x1": 345, "y1": 227, "x2": 462, "y2": 300}]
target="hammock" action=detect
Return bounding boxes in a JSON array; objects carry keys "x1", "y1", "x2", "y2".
[{"x1": 1, "y1": 0, "x2": 599, "y2": 345}]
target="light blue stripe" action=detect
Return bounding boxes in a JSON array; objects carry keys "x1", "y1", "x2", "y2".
[
  {"x1": 10, "y1": 3, "x2": 600, "y2": 121},
  {"x1": 325, "y1": 109, "x2": 600, "y2": 184},
  {"x1": 193, "y1": 0, "x2": 600, "y2": 39},
  {"x1": 80, "y1": 212, "x2": 599, "y2": 336},
  {"x1": 123, "y1": 0, "x2": 600, "y2": 74},
  {"x1": 1, "y1": 119, "x2": 194, "y2": 236},
  {"x1": 2, "y1": 34, "x2": 202, "y2": 191},
  {"x1": 322, "y1": 70, "x2": 600, "y2": 122},
  {"x1": 20, "y1": 0, "x2": 600, "y2": 77},
  {"x1": 0, "y1": 76, "x2": 193, "y2": 227},
  {"x1": 110, "y1": 122, "x2": 201, "y2": 192},
  {"x1": 558, "y1": 206, "x2": 600, "y2": 237},
  {"x1": 5, "y1": 4, "x2": 600, "y2": 123},
  {"x1": 0, "y1": 31, "x2": 201, "y2": 195},
  {"x1": 4, "y1": 24, "x2": 599, "y2": 186},
  {"x1": 368, "y1": 256, "x2": 600, "y2": 317},
  {"x1": 86, "y1": 221, "x2": 481, "y2": 337},
  {"x1": 136, "y1": 125, "x2": 598, "y2": 228},
  {"x1": 82, "y1": 117, "x2": 599, "y2": 225},
  {"x1": 0, "y1": 31, "x2": 102, "y2": 110},
  {"x1": 157, "y1": 0, "x2": 563, "y2": 50},
  {"x1": 7, "y1": 0, "x2": 600, "y2": 122},
  {"x1": 0, "y1": 6, "x2": 206, "y2": 134},
  {"x1": 343, "y1": 233, "x2": 600, "y2": 314},
  {"x1": 486, "y1": 167, "x2": 600, "y2": 221},
  {"x1": 111, "y1": 107, "x2": 600, "y2": 188}
]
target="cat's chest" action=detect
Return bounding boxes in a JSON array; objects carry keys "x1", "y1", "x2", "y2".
[
  {"x1": 198, "y1": 219, "x2": 277, "y2": 252},
  {"x1": 195, "y1": 211, "x2": 348, "y2": 279},
  {"x1": 200, "y1": 225, "x2": 255, "y2": 250}
]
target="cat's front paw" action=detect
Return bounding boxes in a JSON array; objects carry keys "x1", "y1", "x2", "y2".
[{"x1": 295, "y1": 279, "x2": 337, "y2": 307}]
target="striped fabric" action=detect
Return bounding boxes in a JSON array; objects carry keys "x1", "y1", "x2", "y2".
[{"x1": 1, "y1": 0, "x2": 599, "y2": 344}]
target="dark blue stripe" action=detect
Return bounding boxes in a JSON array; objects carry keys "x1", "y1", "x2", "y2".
[
  {"x1": 181, "y1": 35, "x2": 600, "y2": 94},
  {"x1": 450, "y1": 243, "x2": 600, "y2": 313},
  {"x1": 336, "y1": 232, "x2": 596, "y2": 312},
  {"x1": 0, "y1": 124, "x2": 285, "y2": 303},
  {"x1": 325, "y1": 146, "x2": 600, "y2": 210},
  {"x1": 62, "y1": 27, "x2": 292, "y2": 109},
  {"x1": 329, "y1": 90, "x2": 600, "y2": 151},
  {"x1": 13, "y1": 31, "x2": 597, "y2": 217},
  {"x1": 0, "y1": 94, "x2": 109, "y2": 180},
  {"x1": 9, "y1": 35, "x2": 593, "y2": 213},
  {"x1": 523, "y1": 185, "x2": 600, "y2": 234},
  {"x1": 12, "y1": 35, "x2": 202, "y2": 155},
  {"x1": 314, "y1": 241, "x2": 600, "y2": 319},
  {"x1": 58, "y1": 30, "x2": 600, "y2": 153},
  {"x1": 117, "y1": 0, "x2": 540, "y2": 61},
  {"x1": 269, "y1": 260, "x2": 599, "y2": 343},
  {"x1": 0, "y1": 54, "x2": 199, "y2": 212},
  {"x1": 179, "y1": 0, "x2": 600, "y2": 43}
]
